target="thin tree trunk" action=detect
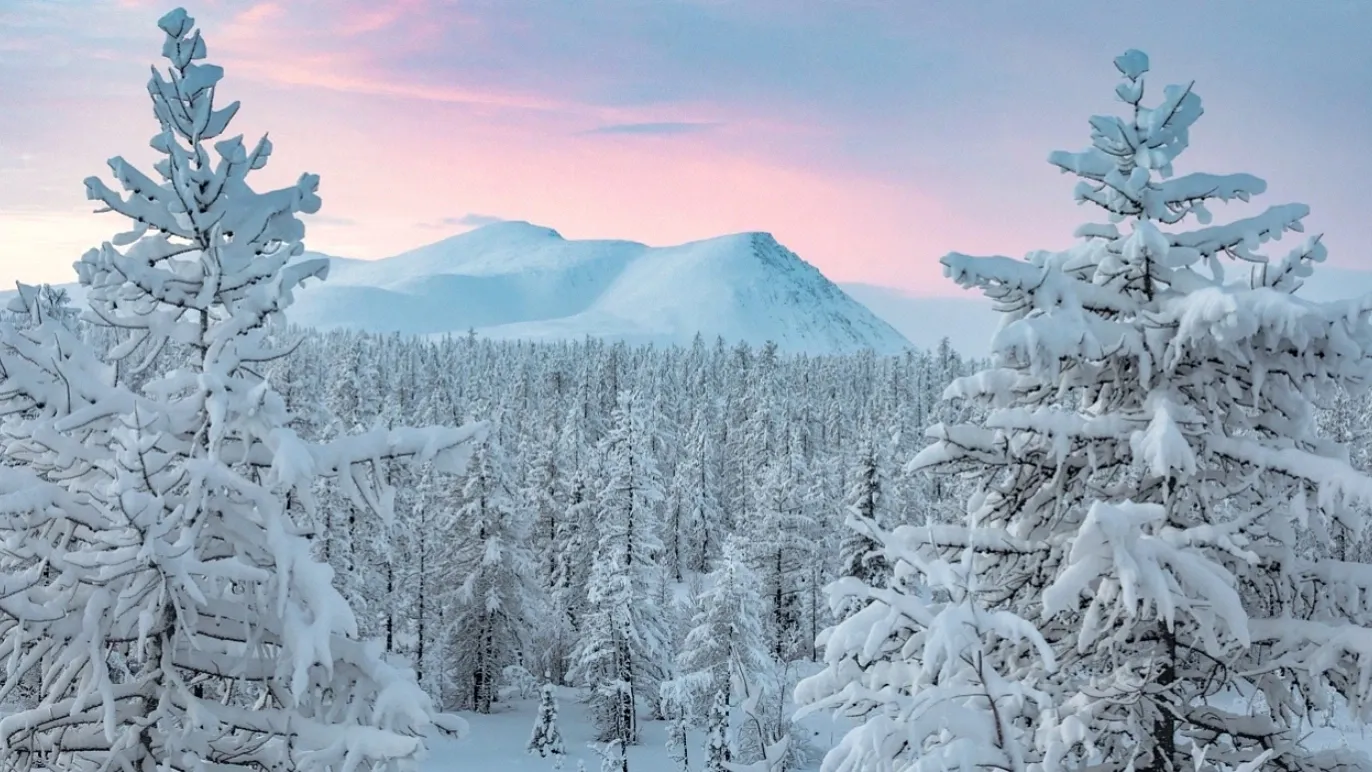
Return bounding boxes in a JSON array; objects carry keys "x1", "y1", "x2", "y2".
[
  {"x1": 416, "y1": 539, "x2": 426, "y2": 684},
  {"x1": 1150, "y1": 624, "x2": 1177, "y2": 772}
]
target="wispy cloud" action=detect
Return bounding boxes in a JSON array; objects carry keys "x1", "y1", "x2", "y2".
[
  {"x1": 419, "y1": 213, "x2": 506, "y2": 229},
  {"x1": 581, "y1": 121, "x2": 720, "y2": 136}
]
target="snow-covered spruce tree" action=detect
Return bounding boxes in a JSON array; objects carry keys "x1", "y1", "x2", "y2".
[
  {"x1": 800, "y1": 50, "x2": 1372, "y2": 772},
  {"x1": 666, "y1": 701, "x2": 690, "y2": 772},
  {"x1": 835, "y1": 432, "x2": 890, "y2": 618},
  {"x1": 746, "y1": 458, "x2": 818, "y2": 661},
  {"x1": 545, "y1": 464, "x2": 596, "y2": 683},
  {"x1": 662, "y1": 536, "x2": 771, "y2": 724},
  {"x1": 528, "y1": 680, "x2": 567, "y2": 759},
  {"x1": 729, "y1": 685, "x2": 794, "y2": 772},
  {"x1": 527, "y1": 426, "x2": 563, "y2": 592},
  {"x1": 1316, "y1": 386, "x2": 1372, "y2": 563},
  {"x1": 663, "y1": 460, "x2": 691, "y2": 583},
  {"x1": 705, "y1": 688, "x2": 732, "y2": 772},
  {"x1": 447, "y1": 433, "x2": 537, "y2": 713},
  {"x1": 568, "y1": 390, "x2": 670, "y2": 746},
  {"x1": 2, "y1": 284, "x2": 79, "y2": 333},
  {"x1": 797, "y1": 525, "x2": 1056, "y2": 772},
  {"x1": 671, "y1": 405, "x2": 725, "y2": 575},
  {"x1": 408, "y1": 465, "x2": 456, "y2": 699},
  {"x1": 0, "y1": 8, "x2": 483, "y2": 770},
  {"x1": 669, "y1": 539, "x2": 805, "y2": 772}
]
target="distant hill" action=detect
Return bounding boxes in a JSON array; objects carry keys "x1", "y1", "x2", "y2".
[
  {"x1": 14, "y1": 222, "x2": 1372, "y2": 359},
  {"x1": 289, "y1": 221, "x2": 913, "y2": 354}
]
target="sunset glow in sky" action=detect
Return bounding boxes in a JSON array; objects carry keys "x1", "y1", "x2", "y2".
[{"x1": 2, "y1": 1, "x2": 1370, "y2": 293}]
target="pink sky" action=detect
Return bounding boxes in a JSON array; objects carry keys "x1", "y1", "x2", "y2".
[{"x1": 2, "y1": 1, "x2": 1369, "y2": 294}]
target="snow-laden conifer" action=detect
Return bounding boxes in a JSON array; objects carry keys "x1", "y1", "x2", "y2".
[
  {"x1": 705, "y1": 689, "x2": 732, "y2": 772},
  {"x1": 800, "y1": 49, "x2": 1372, "y2": 772},
  {"x1": 835, "y1": 433, "x2": 889, "y2": 617},
  {"x1": 676, "y1": 406, "x2": 725, "y2": 574},
  {"x1": 797, "y1": 524, "x2": 1054, "y2": 772},
  {"x1": 662, "y1": 537, "x2": 771, "y2": 723},
  {"x1": 526, "y1": 426, "x2": 563, "y2": 590},
  {"x1": 544, "y1": 464, "x2": 595, "y2": 683},
  {"x1": 447, "y1": 433, "x2": 537, "y2": 713},
  {"x1": 528, "y1": 680, "x2": 567, "y2": 758},
  {"x1": 745, "y1": 459, "x2": 819, "y2": 660},
  {"x1": 568, "y1": 390, "x2": 670, "y2": 746},
  {"x1": 0, "y1": 8, "x2": 483, "y2": 769},
  {"x1": 592, "y1": 739, "x2": 628, "y2": 772},
  {"x1": 665, "y1": 700, "x2": 690, "y2": 772}
]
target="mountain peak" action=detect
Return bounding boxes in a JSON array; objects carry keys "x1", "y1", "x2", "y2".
[
  {"x1": 290, "y1": 224, "x2": 912, "y2": 354},
  {"x1": 462, "y1": 220, "x2": 563, "y2": 241}
]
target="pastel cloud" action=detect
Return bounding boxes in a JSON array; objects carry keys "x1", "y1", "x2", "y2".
[
  {"x1": 1, "y1": 0, "x2": 1369, "y2": 295},
  {"x1": 422, "y1": 214, "x2": 507, "y2": 229}
]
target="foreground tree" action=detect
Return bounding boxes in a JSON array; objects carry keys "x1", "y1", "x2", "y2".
[
  {"x1": 797, "y1": 526, "x2": 1055, "y2": 772},
  {"x1": 800, "y1": 50, "x2": 1372, "y2": 772},
  {"x1": 0, "y1": 9, "x2": 482, "y2": 769},
  {"x1": 527, "y1": 680, "x2": 567, "y2": 759}
]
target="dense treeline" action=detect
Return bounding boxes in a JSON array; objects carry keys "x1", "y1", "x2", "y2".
[{"x1": 262, "y1": 328, "x2": 980, "y2": 764}]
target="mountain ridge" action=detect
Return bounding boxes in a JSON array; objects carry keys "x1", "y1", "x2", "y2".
[
  {"x1": 3, "y1": 222, "x2": 1010, "y2": 354},
  {"x1": 289, "y1": 222, "x2": 914, "y2": 354}
]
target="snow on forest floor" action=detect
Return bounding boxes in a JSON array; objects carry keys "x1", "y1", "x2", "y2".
[
  {"x1": 423, "y1": 686, "x2": 842, "y2": 771},
  {"x1": 419, "y1": 688, "x2": 1372, "y2": 771}
]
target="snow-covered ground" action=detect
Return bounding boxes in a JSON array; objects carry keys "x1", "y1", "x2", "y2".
[
  {"x1": 417, "y1": 687, "x2": 1372, "y2": 771},
  {"x1": 423, "y1": 685, "x2": 842, "y2": 772}
]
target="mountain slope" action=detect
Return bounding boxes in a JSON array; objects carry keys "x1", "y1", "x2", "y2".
[{"x1": 290, "y1": 222, "x2": 912, "y2": 354}]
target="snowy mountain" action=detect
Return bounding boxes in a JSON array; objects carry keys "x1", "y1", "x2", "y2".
[
  {"x1": 15, "y1": 228, "x2": 1372, "y2": 358},
  {"x1": 288, "y1": 221, "x2": 912, "y2": 354}
]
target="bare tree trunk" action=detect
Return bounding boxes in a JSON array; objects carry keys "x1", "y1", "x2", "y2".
[{"x1": 1150, "y1": 624, "x2": 1177, "y2": 772}]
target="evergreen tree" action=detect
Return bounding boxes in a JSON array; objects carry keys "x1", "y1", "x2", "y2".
[
  {"x1": 801, "y1": 49, "x2": 1372, "y2": 772},
  {"x1": 0, "y1": 9, "x2": 482, "y2": 768},
  {"x1": 593, "y1": 739, "x2": 628, "y2": 772},
  {"x1": 528, "y1": 681, "x2": 567, "y2": 758},
  {"x1": 678, "y1": 407, "x2": 725, "y2": 574},
  {"x1": 568, "y1": 391, "x2": 670, "y2": 746},
  {"x1": 704, "y1": 689, "x2": 732, "y2": 772},
  {"x1": 447, "y1": 434, "x2": 536, "y2": 713},
  {"x1": 662, "y1": 537, "x2": 770, "y2": 723},
  {"x1": 798, "y1": 528, "x2": 1053, "y2": 772},
  {"x1": 545, "y1": 465, "x2": 595, "y2": 683},
  {"x1": 410, "y1": 466, "x2": 456, "y2": 699},
  {"x1": 665, "y1": 702, "x2": 690, "y2": 772},
  {"x1": 526, "y1": 426, "x2": 564, "y2": 590},
  {"x1": 746, "y1": 459, "x2": 818, "y2": 661},
  {"x1": 835, "y1": 433, "x2": 889, "y2": 617}
]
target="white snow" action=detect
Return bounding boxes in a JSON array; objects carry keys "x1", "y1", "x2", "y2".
[{"x1": 288, "y1": 222, "x2": 912, "y2": 354}]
